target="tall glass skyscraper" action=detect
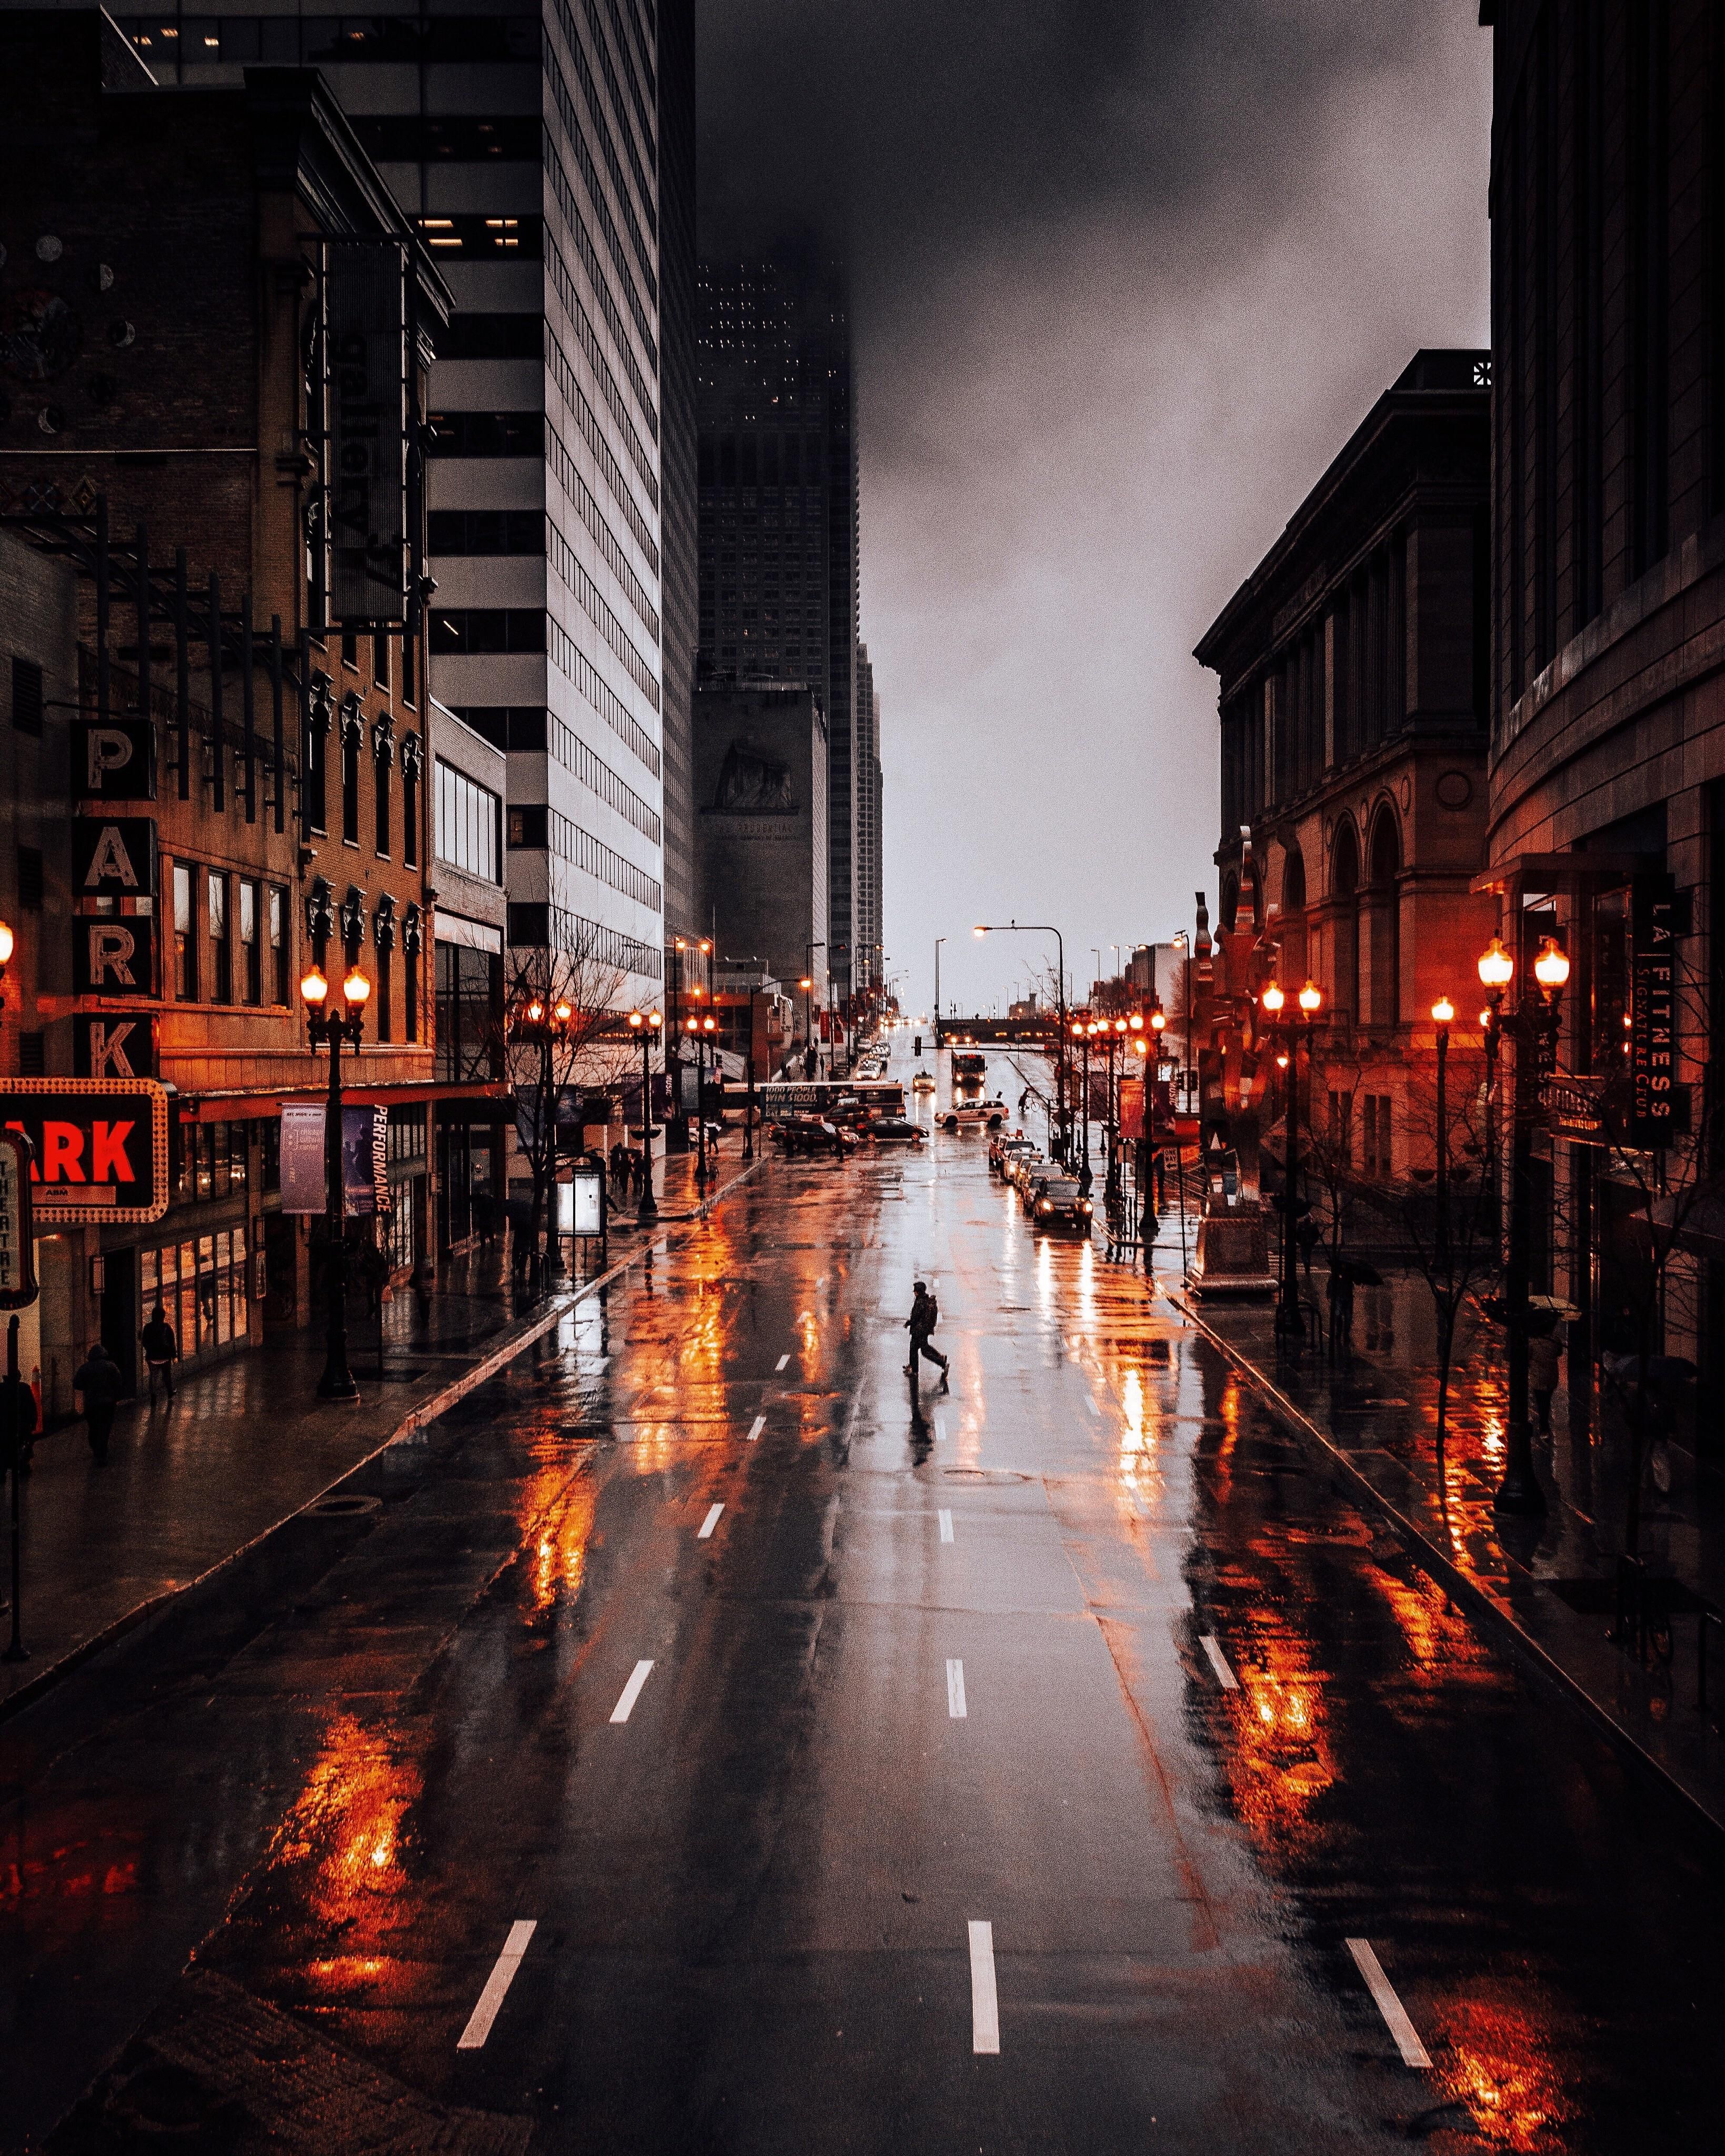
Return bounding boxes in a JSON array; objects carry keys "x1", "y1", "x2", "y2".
[
  {"x1": 102, "y1": 0, "x2": 694, "y2": 999},
  {"x1": 696, "y1": 248, "x2": 860, "y2": 1006}
]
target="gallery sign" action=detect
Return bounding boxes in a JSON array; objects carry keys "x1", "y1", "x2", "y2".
[
  {"x1": 0, "y1": 1080, "x2": 169, "y2": 1224},
  {"x1": 0, "y1": 1129, "x2": 37, "y2": 1309}
]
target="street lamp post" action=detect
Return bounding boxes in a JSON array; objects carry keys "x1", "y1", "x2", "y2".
[
  {"x1": 1478, "y1": 932, "x2": 1569, "y2": 1515},
  {"x1": 933, "y1": 936, "x2": 945, "y2": 1052},
  {"x1": 627, "y1": 1007, "x2": 663, "y2": 1224},
  {"x1": 686, "y1": 1013, "x2": 717, "y2": 1189},
  {"x1": 1431, "y1": 995, "x2": 1455, "y2": 1289},
  {"x1": 301, "y1": 960, "x2": 371, "y2": 1402},
  {"x1": 974, "y1": 921, "x2": 1067, "y2": 1159},
  {"x1": 1260, "y1": 977, "x2": 1323, "y2": 1342}
]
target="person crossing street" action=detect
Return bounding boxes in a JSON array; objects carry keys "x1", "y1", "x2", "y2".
[{"x1": 902, "y1": 1279, "x2": 950, "y2": 1391}]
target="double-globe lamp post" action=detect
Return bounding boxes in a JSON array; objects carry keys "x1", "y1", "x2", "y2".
[
  {"x1": 1477, "y1": 929, "x2": 1570, "y2": 1516},
  {"x1": 1259, "y1": 977, "x2": 1323, "y2": 1340},
  {"x1": 626, "y1": 1006, "x2": 663, "y2": 1225},
  {"x1": 685, "y1": 1013, "x2": 717, "y2": 1188},
  {"x1": 301, "y1": 959, "x2": 373, "y2": 1402}
]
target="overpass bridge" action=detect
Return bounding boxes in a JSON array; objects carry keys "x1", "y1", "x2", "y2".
[{"x1": 933, "y1": 1017, "x2": 1060, "y2": 1049}]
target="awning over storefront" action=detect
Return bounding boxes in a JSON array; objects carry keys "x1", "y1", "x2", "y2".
[{"x1": 175, "y1": 1082, "x2": 508, "y2": 1123}]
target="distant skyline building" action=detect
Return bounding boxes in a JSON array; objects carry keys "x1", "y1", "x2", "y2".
[
  {"x1": 89, "y1": 0, "x2": 692, "y2": 1001},
  {"x1": 696, "y1": 246, "x2": 862, "y2": 1006},
  {"x1": 855, "y1": 640, "x2": 883, "y2": 996}
]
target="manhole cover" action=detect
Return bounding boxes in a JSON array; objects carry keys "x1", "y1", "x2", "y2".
[{"x1": 306, "y1": 1493, "x2": 381, "y2": 1518}]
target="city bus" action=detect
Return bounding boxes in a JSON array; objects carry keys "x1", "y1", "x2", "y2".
[{"x1": 722, "y1": 1077, "x2": 907, "y2": 1123}]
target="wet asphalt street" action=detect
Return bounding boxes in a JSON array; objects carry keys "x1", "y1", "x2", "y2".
[{"x1": 5, "y1": 1044, "x2": 1725, "y2": 2154}]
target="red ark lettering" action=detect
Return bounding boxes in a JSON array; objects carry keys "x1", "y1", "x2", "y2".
[
  {"x1": 91, "y1": 1121, "x2": 136, "y2": 1182},
  {"x1": 42, "y1": 1123, "x2": 86, "y2": 1182}
]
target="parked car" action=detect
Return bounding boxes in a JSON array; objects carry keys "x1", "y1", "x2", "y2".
[
  {"x1": 991, "y1": 1133, "x2": 1035, "y2": 1176},
  {"x1": 1029, "y1": 1177, "x2": 1093, "y2": 1236},
  {"x1": 1008, "y1": 1150, "x2": 1049, "y2": 1195}
]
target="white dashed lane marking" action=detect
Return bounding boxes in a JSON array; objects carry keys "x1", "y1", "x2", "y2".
[
  {"x1": 1347, "y1": 1940, "x2": 1432, "y2": 2069},
  {"x1": 1200, "y1": 1635, "x2": 1240, "y2": 1690},
  {"x1": 775, "y1": 1353, "x2": 791, "y2": 1372},
  {"x1": 697, "y1": 1503, "x2": 724, "y2": 1539},
  {"x1": 938, "y1": 1509, "x2": 954, "y2": 1543},
  {"x1": 946, "y1": 1658, "x2": 968, "y2": 1719},
  {"x1": 746, "y1": 1414, "x2": 766, "y2": 1442},
  {"x1": 609, "y1": 1660, "x2": 655, "y2": 1723},
  {"x1": 968, "y1": 1920, "x2": 1000, "y2": 2054},
  {"x1": 456, "y1": 1921, "x2": 536, "y2": 2050}
]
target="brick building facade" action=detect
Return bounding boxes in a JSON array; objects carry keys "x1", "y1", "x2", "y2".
[{"x1": 0, "y1": 13, "x2": 500, "y2": 1404}]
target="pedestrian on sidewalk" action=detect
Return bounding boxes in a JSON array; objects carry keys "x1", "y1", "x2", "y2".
[
  {"x1": 359, "y1": 1236, "x2": 389, "y2": 1321},
  {"x1": 1296, "y1": 1212, "x2": 1320, "y2": 1274},
  {"x1": 73, "y1": 1340, "x2": 124, "y2": 1464},
  {"x1": 412, "y1": 1253, "x2": 435, "y2": 1325},
  {"x1": 474, "y1": 1190, "x2": 496, "y2": 1250},
  {"x1": 903, "y1": 1280, "x2": 950, "y2": 1391},
  {"x1": 1529, "y1": 1323, "x2": 1563, "y2": 1435},
  {"x1": 1326, "y1": 1265, "x2": 1354, "y2": 1363},
  {"x1": 139, "y1": 1303, "x2": 179, "y2": 1405},
  {"x1": 630, "y1": 1147, "x2": 646, "y2": 1199}
]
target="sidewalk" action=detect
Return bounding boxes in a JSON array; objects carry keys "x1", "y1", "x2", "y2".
[
  {"x1": 0, "y1": 1131, "x2": 758, "y2": 1716},
  {"x1": 1163, "y1": 1264, "x2": 1725, "y2": 1832}
]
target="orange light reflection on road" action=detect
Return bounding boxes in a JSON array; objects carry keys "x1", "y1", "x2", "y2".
[
  {"x1": 1434, "y1": 1991, "x2": 1573, "y2": 2152},
  {"x1": 523, "y1": 1461, "x2": 597, "y2": 1614}
]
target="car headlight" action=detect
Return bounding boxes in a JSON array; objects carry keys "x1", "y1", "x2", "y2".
[
  {"x1": 1080, "y1": 1201, "x2": 1092, "y2": 1213},
  {"x1": 1038, "y1": 1201, "x2": 1052, "y2": 1213}
]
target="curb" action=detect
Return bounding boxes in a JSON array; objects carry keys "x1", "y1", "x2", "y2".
[
  {"x1": 1162, "y1": 1281, "x2": 1725, "y2": 1840},
  {"x1": 0, "y1": 1166, "x2": 759, "y2": 1727}
]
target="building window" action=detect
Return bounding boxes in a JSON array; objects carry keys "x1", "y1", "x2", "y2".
[
  {"x1": 208, "y1": 872, "x2": 232, "y2": 1002},
  {"x1": 373, "y1": 634, "x2": 390, "y2": 690},
  {"x1": 239, "y1": 878, "x2": 261, "y2": 1003},
  {"x1": 424, "y1": 411, "x2": 545, "y2": 457},
  {"x1": 174, "y1": 860, "x2": 197, "y2": 1000},
  {"x1": 268, "y1": 885, "x2": 289, "y2": 1003},
  {"x1": 377, "y1": 941, "x2": 393, "y2": 1043},
  {"x1": 427, "y1": 610, "x2": 546, "y2": 655},
  {"x1": 11, "y1": 657, "x2": 43, "y2": 737},
  {"x1": 305, "y1": 707, "x2": 328, "y2": 835},
  {"x1": 402, "y1": 749, "x2": 420, "y2": 867},
  {"x1": 435, "y1": 942, "x2": 504, "y2": 1082},
  {"x1": 1362, "y1": 1094, "x2": 1392, "y2": 1180},
  {"x1": 434, "y1": 758, "x2": 501, "y2": 882},
  {"x1": 342, "y1": 717, "x2": 361, "y2": 844},
  {"x1": 426, "y1": 510, "x2": 545, "y2": 554}
]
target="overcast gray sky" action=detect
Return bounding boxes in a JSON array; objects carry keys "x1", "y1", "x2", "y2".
[{"x1": 696, "y1": 2, "x2": 1491, "y2": 1021}]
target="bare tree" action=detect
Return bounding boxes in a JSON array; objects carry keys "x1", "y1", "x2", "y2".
[
  {"x1": 501, "y1": 921, "x2": 635, "y2": 1283},
  {"x1": 1393, "y1": 1040, "x2": 1502, "y2": 1466}
]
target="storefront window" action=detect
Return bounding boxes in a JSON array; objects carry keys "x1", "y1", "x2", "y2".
[{"x1": 143, "y1": 1224, "x2": 251, "y2": 1364}]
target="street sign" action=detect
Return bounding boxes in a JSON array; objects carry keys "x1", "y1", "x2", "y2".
[
  {"x1": 72, "y1": 817, "x2": 157, "y2": 900},
  {"x1": 1630, "y1": 874, "x2": 1678, "y2": 1149},
  {"x1": 0, "y1": 1079, "x2": 169, "y2": 1224},
  {"x1": 75, "y1": 1015, "x2": 157, "y2": 1080},
  {"x1": 0, "y1": 1131, "x2": 37, "y2": 1309},
  {"x1": 72, "y1": 717, "x2": 156, "y2": 801},
  {"x1": 72, "y1": 915, "x2": 156, "y2": 998}
]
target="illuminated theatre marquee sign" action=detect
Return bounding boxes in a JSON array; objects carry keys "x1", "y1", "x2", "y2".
[{"x1": 0, "y1": 1081, "x2": 170, "y2": 1225}]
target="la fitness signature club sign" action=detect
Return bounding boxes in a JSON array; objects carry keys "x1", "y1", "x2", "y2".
[{"x1": 0, "y1": 1079, "x2": 170, "y2": 1225}]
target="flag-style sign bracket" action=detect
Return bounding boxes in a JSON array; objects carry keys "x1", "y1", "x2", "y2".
[
  {"x1": 0, "y1": 1080, "x2": 170, "y2": 1226},
  {"x1": 0, "y1": 1129, "x2": 38, "y2": 1310}
]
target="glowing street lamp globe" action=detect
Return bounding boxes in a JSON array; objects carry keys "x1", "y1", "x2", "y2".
[
  {"x1": 1260, "y1": 982, "x2": 1285, "y2": 1015},
  {"x1": 1432, "y1": 994, "x2": 1457, "y2": 1026},
  {"x1": 1478, "y1": 937, "x2": 1515, "y2": 991},
  {"x1": 341, "y1": 966, "x2": 370, "y2": 1007},
  {"x1": 1298, "y1": 981, "x2": 1323, "y2": 1016},
  {"x1": 300, "y1": 965, "x2": 329, "y2": 1007},
  {"x1": 1533, "y1": 936, "x2": 1571, "y2": 991}
]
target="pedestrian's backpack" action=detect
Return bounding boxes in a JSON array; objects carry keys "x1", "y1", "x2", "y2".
[{"x1": 924, "y1": 1292, "x2": 939, "y2": 1331}]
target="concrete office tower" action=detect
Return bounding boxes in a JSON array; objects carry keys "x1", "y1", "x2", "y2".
[
  {"x1": 855, "y1": 641, "x2": 884, "y2": 998},
  {"x1": 697, "y1": 247, "x2": 860, "y2": 1009},
  {"x1": 655, "y1": 0, "x2": 698, "y2": 945},
  {"x1": 95, "y1": 2, "x2": 683, "y2": 1001}
]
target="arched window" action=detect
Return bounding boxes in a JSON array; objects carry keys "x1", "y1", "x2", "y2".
[
  {"x1": 1330, "y1": 819, "x2": 1360, "y2": 1025},
  {"x1": 1281, "y1": 847, "x2": 1307, "y2": 984},
  {"x1": 1220, "y1": 872, "x2": 1240, "y2": 934},
  {"x1": 1365, "y1": 807, "x2": 1402, "y2": 1026}
]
